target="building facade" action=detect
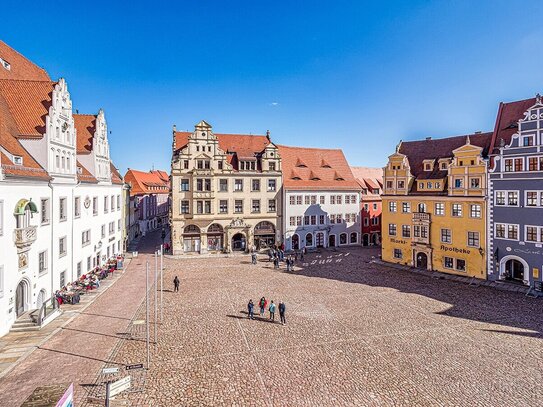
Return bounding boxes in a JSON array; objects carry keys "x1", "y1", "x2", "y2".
[
  {"x1": 278, "y1": 145, "x2": 361, "y2": 251},
  {"x1": 351, "y1": 167, "x2": 383, "y2": 246},
  {"x1": 171, "y1": 121, "x2": 282, "y2": 254},
  {"x1": 488, "y1": 96, "x2": 543, "y2": 286},
  {"x1": 124, "y1": 169, "x2": 170, "y2": 241},
  {"x1": 0, "y1": 41, "x2": 123, "y2": 335},
  {"x1": 381, "y1": 133, "x2": 491, "y2": 279}
]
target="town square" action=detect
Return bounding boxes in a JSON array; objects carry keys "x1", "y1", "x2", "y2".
[{"x1": 1, "y1": 1, "x2": 543, "y2": 406}]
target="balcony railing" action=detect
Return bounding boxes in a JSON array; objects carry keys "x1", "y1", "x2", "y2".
[
  {"x1": 13, "y1": 226, "x2": 37, "y2": 248},
  {"x1": 412, "y1": 212, "x2": 430, "y2": 222}
]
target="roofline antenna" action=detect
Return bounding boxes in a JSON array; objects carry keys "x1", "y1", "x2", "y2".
[{"x1": 395, "y1": 140, "x2": 402, "y2": 153}]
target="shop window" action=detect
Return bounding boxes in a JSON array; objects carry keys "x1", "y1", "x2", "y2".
[{"x1": 393, "y1": 249, "x2": 402, "y2": 259}]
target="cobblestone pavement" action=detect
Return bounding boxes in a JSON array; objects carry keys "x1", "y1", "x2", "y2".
[
  {"x1": 0, "y1": 230, "x2": 163, "y2": 406},
  {"x1": 105, "y1": 247, "x2": 543, "y2": 407}
]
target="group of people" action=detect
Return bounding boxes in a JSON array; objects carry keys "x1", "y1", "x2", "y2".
[
  {"x1": 262, "y1": 246, "x2": 307, "y2": 271},
  {"x1": 247, "y1": 297, "x2": 286, "y2": 325}
]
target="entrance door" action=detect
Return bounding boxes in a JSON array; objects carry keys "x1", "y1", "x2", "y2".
[
  {"x1": 16, "y1": 281, "x2": 25, "y2": 317},
  {"x1": 416, "y1": 252, "x2": 428, "y2": 269},
  {"x1": 316, "y1": 232, "x2": 324, "y2": 248},
  {"x1": 328, "y1": 234, "x2": 336, "y2": 247},
  {"x1": 363, "y1": 234, "x2": 369, "y2": 246},
  {"x1": 291, "y1": 234, "x2": 299, "y2": 250},
  {"x1": 505, "y1": 259, "x2": 524, "y2": 282},
  {"x1": 232, "y1": 233, "x2": 246, "y2": 251}
]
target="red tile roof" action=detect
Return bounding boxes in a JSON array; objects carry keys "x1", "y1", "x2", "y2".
[
  {"x1": 399, "y1": 132, "x2": 493, "y2": 180},
  {"x1": 0, "y1": 41, "x2": 50, "y2": 81},
  {"x1": 74, "y1": 114, "x2": 96, "y2": 154},
  {"x1": 76, "y1": 160, "x2": 98, "y2": 183},
  {"x1": 174, "y1": 131, "x2": 271, "y2": 169},
  {"x1": 277, "y1": 145, "x2": 360, "y2": 190},
  {"x1": 489, "y1": 97, "x2": 536, "y2": 155},
  {"x1": 350, "y1": 167, "x2": 383, "y2": 193},
  {"x1": 0, "y1": 79, "x2": 54, "y2": 138},
  {"x1": 124, "y1": 168, "x2": 170, "y2": 196}
]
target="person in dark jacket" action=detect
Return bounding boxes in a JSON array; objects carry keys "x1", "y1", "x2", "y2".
[
  {"x1": 279, "y1": 301, "x2": 286, "y2": 325},
  {"x1": 247, "y1": 299, "x2": 254, "y2": 319},
  {"x1": 259, "y1": 297, "x2": 266, "y2": 316},
  {"x1": 173, "y1": 276, "x2": 180, "y2": 292}
]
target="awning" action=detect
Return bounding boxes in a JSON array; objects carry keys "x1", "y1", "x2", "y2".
[{"x1": 14, "y1": 199, "x2": 38, "y2": 215}]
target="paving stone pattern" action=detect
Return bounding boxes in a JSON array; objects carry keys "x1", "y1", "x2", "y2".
[{"x1": 105, "y1": 246, "x2": 542, "y2": 406}]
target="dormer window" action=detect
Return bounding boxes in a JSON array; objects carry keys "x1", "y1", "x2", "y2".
[
  {"x1": 0, "y1": 57, "x2": 10, "y2": 71},
  {"x1": 440, "y1": 163, "x2": 447, "y2": 170},
  {"x1": 77, "y1": 167, "x2": 83, "y2": 174},
  {"x1": 373, "y1": 188, "x2": 379, "y2": 194},
  {"x1": 295, "y1": 158, "x2": 307, "y2": 168},
  {"x1": 240, "y1": 161, "x2": 256, "y2": 171},
  {"x1": 13, "y1": 156, "x2": 23, "y2": 165},
  {"x1": 292, "y1": 176, "x2": 301, "y2": 180}
]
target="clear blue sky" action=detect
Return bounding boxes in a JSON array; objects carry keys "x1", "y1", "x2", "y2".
[{"x1": 3, "y1": 1, "x2": 543, "y2": 174}]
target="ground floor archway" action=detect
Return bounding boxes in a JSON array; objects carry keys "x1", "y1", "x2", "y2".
[
  {"x1": 500, "y1": 256, "x2": 528, "y2": 284},
  {"x1": 15, "y1": 279, "x2": 29, "y2": 317},
  {"x1": 232, "y1": 233, "x2": 247, "y2": 251},
  {"x1": 350, "y1": 232, "x2": 358, "y2": 244},
  {"x1": 254, "y1": 221, "x2": 275, "y2": 249},
  {"x1": 328, "y1": 234, "x2": 336, "y2": 247},
  {"x1": 207, "y1": 223, "x2": 224, "y2": 251},
  {"x1": 183, "y1": 224, "x2": 201, "y2": 253},
  {"x1": 291, "y1": 234, "x2": 300, "y2": 250},
  {"x1": 363, "y1": 234, "x2": 369, "y2": 246},
  {"x1": 316, "y1": 232, "x2": 325, "y2": 248},
  {"x1": 416, "y1": 252, "x2": 428, "y2": 269},
  {"x1": 305, "y1": 232, "x2": 313, "y2": 247}
]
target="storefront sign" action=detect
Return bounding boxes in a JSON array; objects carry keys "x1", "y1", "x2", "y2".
[
  {"x1": 126, "y1": 363, "x2": 144, "y2": 370},
  {"x1": 102, "y1": 367, "x2": 119, "y2": 375},
  {"x1": 440, "y1": 245, "x2": 471, "y2": 254},
  {"x1": 534, "y1": 281, "x2": 542, "y2": 292},
  {"x1": 390, "y1": 238, "x2": 407, "y2": 245}
]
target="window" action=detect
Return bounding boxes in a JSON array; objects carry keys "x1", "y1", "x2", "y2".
[
  {"x1": 311, "y1": 195, "x2": 317, "y2": 205},
  {"x1": 308, "y1": 215, "x2": 315, "y2": 225},
  {"x1": 218, "y1": 179, "x2": 228, "y2": 192},
  {"x1": 39, "y1": 251, "x2": 47, "y2": 274},
  {"x1": 456, "y1": 259, "x2": 466, "y2": 272},
  {"x1": 427, "y1": 182, "x2": 432, "y2": 189},
  {"x1": 336, "y1": 195, "x2": 342, "y2": 205},
  {"x1": 269, "y1": 162, "x2": 276, "y2": 171},
  {"x1": 196, "y1": 179, "x2": 211, "y2": 191},
  {"x1": 295, "y1": 216, "x2": 302, "y2": 226},
  {"x1": 234, "y1": 179, "x2": 243, "y2": 192},
  {"x1": 234, "y1": 200, "x2": 243, "y2": 213},
  {"x1": 504, "y1": 159, "x2": 513, "y2": 172},
  {"x1": 373, "y1": 203, "x2": 377, "y2": 210},
  {"x1": 528, "y1": 157, "x2": 539, "y2": 171},
  {"x1": 183, "y1": 160, "x2": 189, "y2": 169},
  {"x1": 87, "y1": 256, "x2": 91, "y2": 272},
  {"x1": 508, "y1": 224, "x2": 518, "y2": 240},
  {"x1": 118, "y1": 220, "x2": 121, "y2": 231},
  {"x1": 467, "y1": 231, "x2": 479, "y2": 247},
  {"x1": 59, "y1": 197, "x2": 67, "y2": 221},
  {"x1": 117, "y1": 195, "x2": 121, "y2": 210},
  {"x1": 218, "y1": 161, "x2": 223, "y2": 170},
  {"x1": 319, "y1": 215, "x2": 325, "y2": 225},
  {"x1": 386, "y1": 180, "x2": 393, "y2": 189},
  {"x1": 508, "y1": 191, "x2": 518, "y2": 206},
  {"x1": 181, "y1": 201, "x2": 189, "y2": 214},
  {"x1": 252, "y1": 199, "x2": 260, "y2": 213},
  {"x1": 451, "y1": 204, "x2": 462, "y2": 217},
  {"x1": 60, "y1": 270, "x2": 66, "y2": 288},
  {"x1": 371, "y1": 217, "x2": 379, "y2": 226},
  {"x1": 77, "y1": 262, "x2": 82, "y2": 278},
  {"x1": 267, "y1": 179, "x2": 276, "y2": 191},
  {"x1": 495, "y1": 224, "x2": 506, "y2": 238},
  {"x1": 419, "y1": 182, "x2": 424, "y2": 190},
  {"x1": 388, "y1": 224, "x2": 397, "y2": 236},
  {"x1": 252, "y1": 179, "x2": 261, "y2": 191},
  {"x1": 111, "y1": 195, "x2": 115, "y2": 211},
  {"x1": 181, "y1": 179, "x2": 190, "y2": 191},
  {"x1": 289, "y1": 196, "x2": 295, "y2": 205},
  {"x1": 526, "y1": 226, "x2": 538, "y2": 242},
  {"x1": 444, "y1": 257, "x2": 454, "y2": 269},
  {"x1": 268, "y1": 199, "x2": 276, "y2": 212},
  {"x1": 401, "y1": 225, "x2": 411, "y2": 238},
  {"x1": 109, "y1": 221, "x2": 115, "y2": 235},
  {"x1": 104, "y1": 196, "x2": 109, "y2": 213},
  {"x1": 393, "y1": 249, "x2": 402, "y2": 259},
  {"x1": 219, "y1": 200, "x2": 228, "y2": 213},
  {"x1": 469, "y1": 178, "x2": 480, "y2": 189},
  {"x1": 397, "y1": 180, "x2": 405, "y2": 189},
  {"x1": 350, "y1": 233, "x2": 358, "y2": 244},
  {"x1": 523, "y1": 136, "x2": 534, "y2": 146},
  {"x1": 59, "y1": 236, "x2": 67, "y2": 257},
  {"x1": 340, "y1": 233, "x2": 347, "y2": 245},
  {"x1": 41, "y1": 198, "x2": 50, "y2": 224},
  {"x1": 289, "y1": 216, "x2": 296, "y2": 227},
  {"x1": 82, "y1": 230, "x2": 91, "y2": 246},
  {"x1": 320, "y1": 196, "x2": 325, "y2": 204},
  {"x1": 441, "y1": 229, "x2": 452, "y2": 244},
  {"x1": 73, "y1": 196, "x2": 81, "y2": 218},
  {"x1": 454, "y1": 178, "x2": 463, "y2": 189},
  {"x1": 526, "y1": 192, "x2": 538, "y2": 206},
  {"x1": 101, "y1": 224, "x2": 106, "y2": 238},
  {"x1": 435, "y1": 182, "x2": 441, "y2": 189},
  {"x1": 364, "y1": 218, "x2": 369, "y2": 226},
  {"x1": 93, "y1": 197, "x2": 98, "y2": 215},
  {"x1": 495, "y1": 191, "x2": 506, "y2": 205},
  {"x1": 514, "y1": 158, "x2": 523, "y2": 172},
  {"x1": 196, "y1": 201, "x2": 211, "y2": 214},
  {"x1": 389, "y1": 202, "x2": 397, "y2": 212},
  {"x1": 470, "y1": 204, "x2": 481, "y2": 218},
  {"x1": 402, "y1": 202, "x2": 410, "y2": 213},
  {"x1": 434, "y1": 203, "x2": 444, "y2": 216},
  {"x1": 305, "y1": 195, "x2": 310, "y2": 205}
]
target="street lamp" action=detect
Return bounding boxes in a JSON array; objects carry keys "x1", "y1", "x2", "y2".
[{"x1": 161, "y1": 227, "x2": 166, "y2": 249}]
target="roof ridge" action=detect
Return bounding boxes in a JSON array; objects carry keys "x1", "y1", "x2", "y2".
[
  {"x1": 0, "y1": 78, "x2": 55, "y2": 84},
  {"x1": 276, "y1": 144, "x2": 343, "y2": 151},
  {"x1": 0, "y1": 41, "x2": 50, "y2": 78}
]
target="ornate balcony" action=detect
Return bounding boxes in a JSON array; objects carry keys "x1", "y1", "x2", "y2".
[
  {"x1": 13, "y1": 226, "x2": 37, "y2": 250},
  {"x1": 413, "y1": 212, "x2": 431, "y2": 222}
]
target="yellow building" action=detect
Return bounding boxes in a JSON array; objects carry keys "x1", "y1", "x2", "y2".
[{"x1": 381, "y1": 133, "x2": 492, "y2": 279}]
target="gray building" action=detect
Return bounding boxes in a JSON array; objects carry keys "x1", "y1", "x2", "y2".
[{"x1": 488, "y1": 95, "x2": 543, "y2": 286}]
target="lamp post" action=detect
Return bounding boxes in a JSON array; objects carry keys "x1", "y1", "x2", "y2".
[{"x1": 161, "y1": 227, "x2": 166, "y2": 250}]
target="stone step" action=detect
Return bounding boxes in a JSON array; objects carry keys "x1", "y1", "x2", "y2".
[
  {"x1": 12, "y1": 321, "x2": 36, "y2": 328},
  {"x1": 10, "y1": 325, "x2": 41, "y2": 332}
]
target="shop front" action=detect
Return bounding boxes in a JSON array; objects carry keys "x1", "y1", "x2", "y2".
[{"x1": 254, "y1": 221, "x2": 275, "y2": 249}]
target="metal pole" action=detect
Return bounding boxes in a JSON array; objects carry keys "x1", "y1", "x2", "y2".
[
  {"x1": 160, "y1": 244, "x2": 163, "y2": 322},
  {"x1": 146, "y1": 261, "x2": 150, "y2": 369},
  {"x1": 105, "y1": 381, "x2": 110, "y2": 407},
  {"x1": 154, "y1": 250, "x2": 158, "y2": 344}
]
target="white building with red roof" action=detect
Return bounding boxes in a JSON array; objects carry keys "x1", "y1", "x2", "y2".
[
  {"x1": 171, "y1": 120, "x2": 282, "y2": 254},
  {"x1": 0, "y1": 41, "x2": 123, "y2": 336},
  {"x1": 277, "y1": 145, "x2": 362, "y2": 251}
]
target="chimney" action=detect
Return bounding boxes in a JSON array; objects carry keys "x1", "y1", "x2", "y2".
[{"x1": 266, "y1": 130, "x2": 270, "y2": 141}]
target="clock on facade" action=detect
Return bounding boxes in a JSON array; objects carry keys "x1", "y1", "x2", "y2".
[{"x1": 84, "y1": 196, "x2": 91, "y2": 209}]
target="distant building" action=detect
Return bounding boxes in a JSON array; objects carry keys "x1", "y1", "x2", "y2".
[
  {"x1": 124, "y1": 168, "x2": 170, "y2": 241},
  {"x1": 351, "y1": 167, "x2": 383, "y2": 246},
  {"x1": 278, "y1": 145, "x2": 361, "y2": 251},
  {"x1": 381, "y1": 133, "x2": 491, "y2": 279},
  {"x1": 170, "y1": 121, "x2": 282, "y2": 254},
  {"x1": 0, "y1": 41, "x2": 123, "y2": 335},
  {"x1": 488, "y1": 96, "x2": 543, "y2": 286}
]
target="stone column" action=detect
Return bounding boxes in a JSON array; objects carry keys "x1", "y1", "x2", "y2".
[{"x1": 200, "y1": 233, "x2": 208, "y2": 254}]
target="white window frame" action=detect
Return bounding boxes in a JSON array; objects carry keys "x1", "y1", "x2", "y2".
[{"x1": 494, "y1": 223, "x2": 519, "y2": 241}]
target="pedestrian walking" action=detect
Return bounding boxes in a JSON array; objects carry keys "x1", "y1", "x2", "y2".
[
  {"x1": 274, "y1": 256, "x2": 279, "y2": 269},
  {"x1": 251, "y1": 251, "x2": 257, "y2": 265},
  {"x1": 268, "y1": 248, "x2": 273, "y2": 262},
  {"x1": 259, "y1": 297, "x2": 267, "y2": 316},
  {"x1": 300, "y1": 249, "x2": 304, "y2": 261},
  {"x1": 173, "y1": 276, "x2": 180, "y2": 292},
  {"x1": 279, "y1": 301, "x2": 286, "y2": 325},
  {"x1": 294, "y1": 251, "x2": 298, "y2": 261},
  {"x1": 269, "y1": 300, "x2": 276, "y2": 321},
  {"x1": 247, "y1": 299, "x2": 254, "y2": 319}
]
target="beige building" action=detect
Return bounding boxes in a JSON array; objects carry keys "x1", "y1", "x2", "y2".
[{"x1": 170, "y1": 121, "x2": 282, "y2": 254}]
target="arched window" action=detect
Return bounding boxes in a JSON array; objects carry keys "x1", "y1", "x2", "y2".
[
  {"x1": 350, "y1": 232, "x2": 358, "y2": 244},
  {"x1": 183, "y1": 224, "x2": 200, "y2": 234},
  {"x1": 340, "y1": 233, "x2": 347, "y2": 245},
  {"x1": 418, "y1": 203, "x2": 426, "y2": 213},
  {"x1": 305, "y1": 233, "x2": 313, "y2": 247}
]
